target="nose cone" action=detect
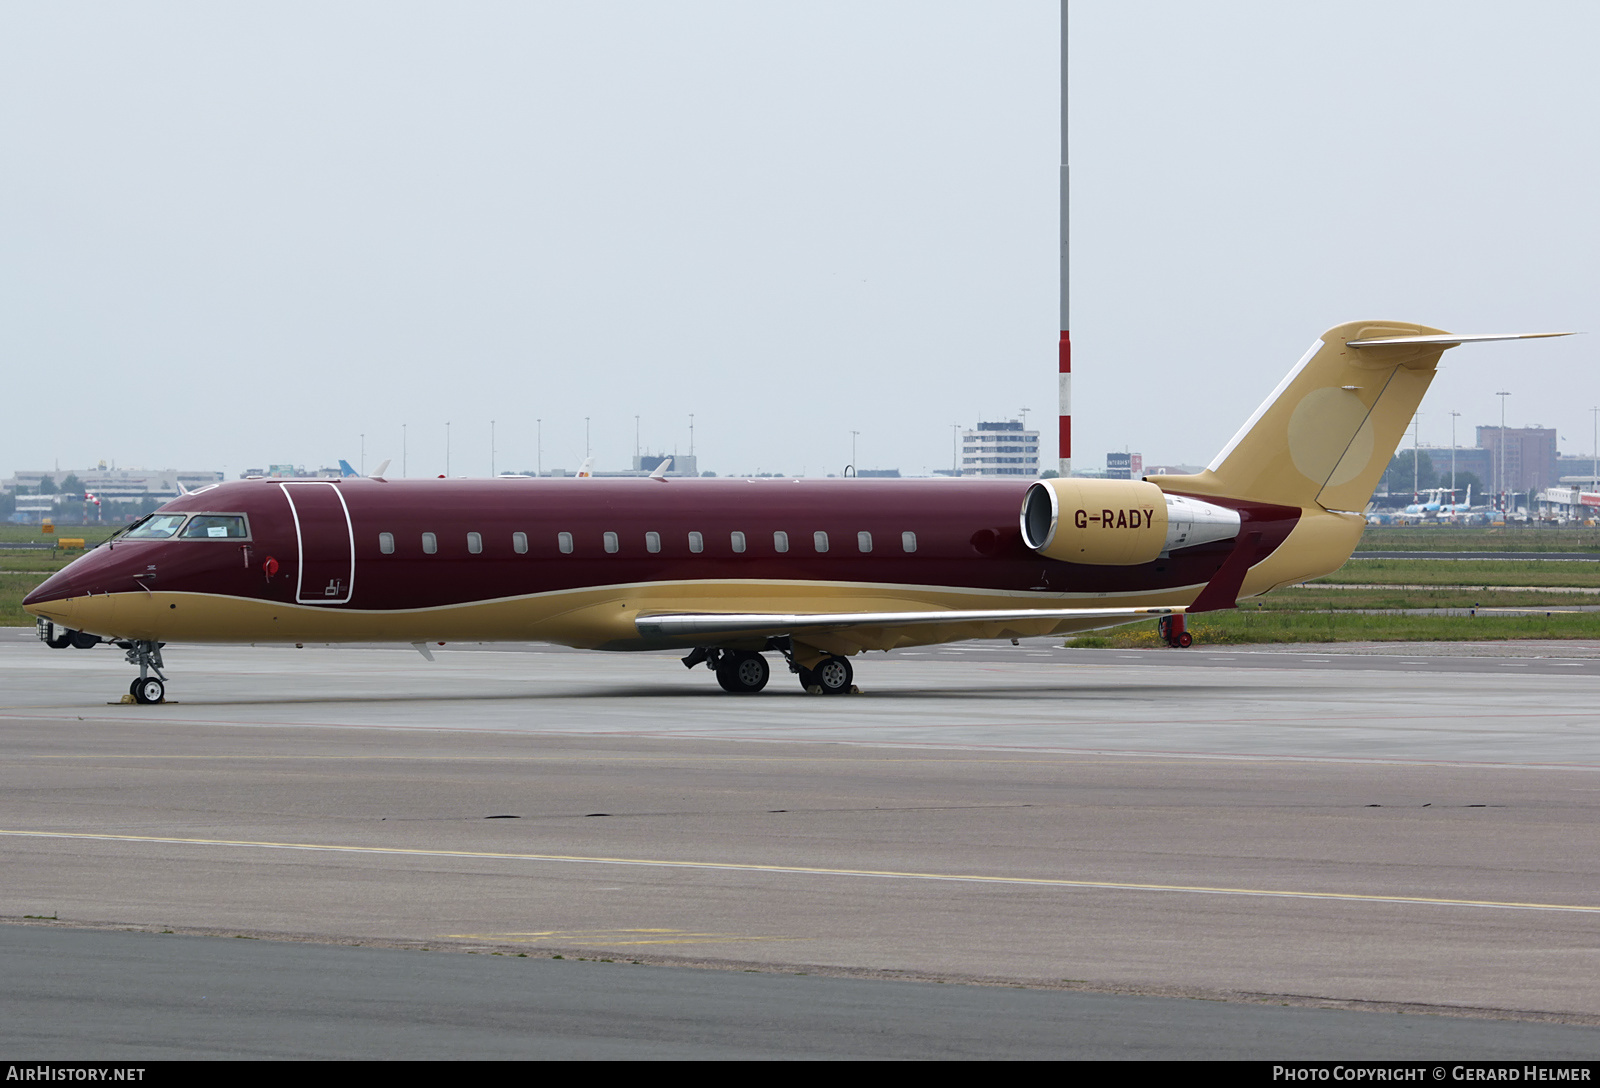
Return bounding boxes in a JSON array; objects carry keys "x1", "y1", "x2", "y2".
[
  {"x1": 24, "y1": 567, "x2": 91, "y2": 625},
  {"x1": 23, "y1": 547, "x2": 131, "y2": 634}
]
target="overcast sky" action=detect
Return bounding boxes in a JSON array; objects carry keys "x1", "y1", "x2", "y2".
[{"x1": 3, "y1": 2, "x2": 1595, "y2": 480}]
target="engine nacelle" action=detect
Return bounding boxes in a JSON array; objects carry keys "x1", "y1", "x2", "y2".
[{"x1": 1019, "y1": 479, "x2": 1241, "y2": 566}]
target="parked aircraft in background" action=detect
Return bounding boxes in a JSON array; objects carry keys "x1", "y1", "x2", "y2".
[{"x1": 25, "y1": 322, "x2": 1565, "y2": 702}]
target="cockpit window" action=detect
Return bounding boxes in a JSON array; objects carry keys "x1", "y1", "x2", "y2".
[
  {"x1": 179, "y1": 515, "x2": 249, "y2": 540},
  {"x1": 123, "y1": 514, "x2": 189, "y2": 540}
]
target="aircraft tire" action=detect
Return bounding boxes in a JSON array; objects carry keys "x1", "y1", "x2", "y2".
[
  {"x1": 715, "y1": 651, "x2": 769, "y2": 694},
  {"x1": 69, "y1": 631, "x2": 102, "y2": 650},
  {"x1": 812, "y1": 655, "x2": 853, "y2": 695},
  {"x1": 132, "y1": 677, "x2": 165, "y2": 705}
]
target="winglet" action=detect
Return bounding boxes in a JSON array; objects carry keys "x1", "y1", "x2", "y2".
[
  {"x1": 1188, "y1": 531, "x2": 1262, "y2": 613},
  {"x1": 577, "y1": 457, "x2": 595, "y2": 478},
  {"x1": 649, "y1": 456, "x2": 673, "y2": 481},
  {"x1": 370, "y1": 459, "x2": 391, "y2": 480}
]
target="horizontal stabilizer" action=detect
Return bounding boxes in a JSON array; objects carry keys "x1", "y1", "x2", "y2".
[
  {"x1": 1347, "y1": 331, "x2": 1573, "y2": 348},
  {"x1": 636, "y1": 605, "x2": 1183, "y2": 640}
]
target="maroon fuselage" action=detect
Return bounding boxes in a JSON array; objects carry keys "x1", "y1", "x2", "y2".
[{"x1": 25, "y1": 476, "x2": 1299, "y2": 619}]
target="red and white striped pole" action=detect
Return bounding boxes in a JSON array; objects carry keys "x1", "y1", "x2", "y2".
[{"x1": 1057, "y1": 1, "x2": 1071, "y2": 478}]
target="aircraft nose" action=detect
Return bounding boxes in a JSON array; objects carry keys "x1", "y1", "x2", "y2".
[{"x1": 23, "y1": 567, "x2": 89, "y2": 621}]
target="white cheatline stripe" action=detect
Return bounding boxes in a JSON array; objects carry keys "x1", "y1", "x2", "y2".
[{"x1": 4, "y1": 829, "x2": 1597, "y2": 915}]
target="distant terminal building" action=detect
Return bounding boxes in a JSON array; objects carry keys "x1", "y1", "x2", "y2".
[
  {"x1": 2, "y1": 465, "x2": 224, "y2": 523},
  {"x1": 961, "y1": 420, "x2": 1039, "y2": 477},
  {"x1": 239, "y1": 464, "x2": 341, "y2": 479},
  {"x1": 1411, "y1": 446, "x2": 1493, "y2": 491},
  {"x1": 2, "y1": 466, "x2": 223, "y2": 501},
  {"x1": 583, "y1": 454, "x2": 701, "y2": 478},
  {"x1": 1477, "y1": 426, "x2": 1559, "y2": 494}
]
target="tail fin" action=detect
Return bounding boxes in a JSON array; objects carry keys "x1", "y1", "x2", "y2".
[{"x1": 1150, "y1": 322, "x2": 1567, "y2": 512}]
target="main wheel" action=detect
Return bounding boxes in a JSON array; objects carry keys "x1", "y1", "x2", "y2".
[
  {"x1": 811, "y1": 655, "x2": 853, "y2": 695},
  {"x1": 715, "y1": 651, "x2": 769, "y2": 693},
  {"x1": 132, "y1": 677, "x2": 165, "y2": 704}
]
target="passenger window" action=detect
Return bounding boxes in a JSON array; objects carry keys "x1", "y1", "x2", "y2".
[
  {"x1": 857, "y1": 531, "x2": 872, "y2": 553},
  {"x1": 604, "y1": 531, "x2": 619, "y2": 554},
  {"x1": 689, "y1": 531, "x2": 704, "y2": 554},
  {"x1": 558, "y1": 532, "x2": 573, "y2": 554},
  {"x1": 422, "y1": 532, "x2": 437, "y2": 555},
  {"x1": 731, "y1": 531, "x2": 746, "y2": 553},
  {"x1": 513, "y1": 532, "x2": 528, "y2": 554},
  {"x1": 813, "y1": 531, "x2": 829, "y2": 553},
  {"x1": 773, "y1": 530, "x2": 789, "y2": 553},
  {"x1": 901, "y1": 531, "x2": 917, "y2": 553},
  {"x1": 379, "y1": 532, "x2": 395, "y2": 555},
  {"x1": 467, "y1": 532, "x2": 483, "y2": 554},
  {"x1": 646, "y1": 531, "x2": 661, "y2": 553}
]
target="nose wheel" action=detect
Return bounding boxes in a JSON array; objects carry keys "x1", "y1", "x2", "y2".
[{"x1": 130, "y1": 677, "x2": 166, "y2": 704}]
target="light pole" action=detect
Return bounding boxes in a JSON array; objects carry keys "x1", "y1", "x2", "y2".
[
  {"x1": 1497, "y1": 391, "x2": 1510, "y2": 512},
  {"x1": 1591, "y1": 406, "x2": 1598, "y2": 494},
  {"x1": 1411, "y1": 412, "x2": 1422, "y2": 501},
  {"x1": 585, "y1": 417, "x2": 590, "y2": 460},
  {"x1": 1449, "y1": 410, "x2": 1459, "y2": 501},
  {"x1": 850, "y1": 430, "x2": 859, "y2": 473}
]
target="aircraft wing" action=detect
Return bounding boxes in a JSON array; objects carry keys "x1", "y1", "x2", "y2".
[{"x1": 634, "y1": 604, "x2": 1183, "y2": 640}]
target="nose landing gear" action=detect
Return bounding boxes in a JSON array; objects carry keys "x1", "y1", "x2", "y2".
[{"x1": 121, "y1": 640, "x2": 169, "y2": 704}]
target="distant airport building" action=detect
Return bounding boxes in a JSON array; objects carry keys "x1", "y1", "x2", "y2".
[
  {"x1": 1477, "y1": 426, "x2": 1559, "y2": 494},
  {"x1": 961, "y1": 420, "x2": 1039, "y2": 477},
  {"x1": 2, "y1": 466, "x2": 223, "y2": 501},
  {"x1": 2, "y1": 465, "x2": 224, "y2": 523},
  {"x1": 239, "y1": 465, "x2": 341, "y2": 479},
  {"x1": 1536, "y1": 485, "x2": 1600, "y2": 521}
]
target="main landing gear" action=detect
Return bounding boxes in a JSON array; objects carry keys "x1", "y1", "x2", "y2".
[
  {"x1": 681, "y1": 641, "x2": 857, "y2": 695},
  {"x1": 1157, "y1": 615, "x2": 1192, "y2": 649}
]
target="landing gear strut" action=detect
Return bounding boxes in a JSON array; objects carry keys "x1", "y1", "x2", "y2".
[
  {"x1": 1157, "y1": 615, "x2": 1192, "y2": 648},
  {"x1": 122, "y1": 640, "x2": 168, "y2": 703}
]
